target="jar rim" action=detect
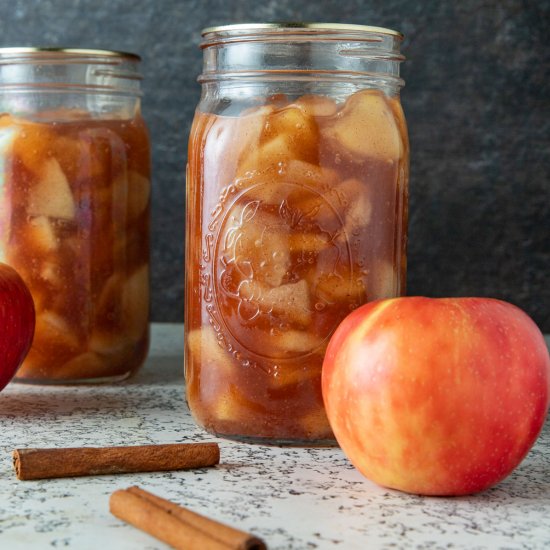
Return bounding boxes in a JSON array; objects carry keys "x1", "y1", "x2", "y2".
[
  {"x1": 0, "y1": 47, "x2": 143, "y2": 97},
  {"x1": 0, "y1": 47, "x2": 141, "y2": 61},
  {"x1": 201, "y1": 22, "x2": 403, "y2": 39}
]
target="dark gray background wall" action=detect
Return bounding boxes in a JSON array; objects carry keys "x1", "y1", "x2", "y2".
[{"x1": 1, "y1": 0, "x2": 548, "y2": 329}]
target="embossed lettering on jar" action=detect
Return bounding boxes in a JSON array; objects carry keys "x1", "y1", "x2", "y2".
[
  {"x1": 185, "y1": 24, "x2": 409, "y2": 443},
  {"x1": 0, "y1": 49, "x2": 151, "y2": 383}
]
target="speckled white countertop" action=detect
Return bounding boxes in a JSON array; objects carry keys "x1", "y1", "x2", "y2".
[{"x1": 0, "y1": 324, "x2": 549, "y2": 550}]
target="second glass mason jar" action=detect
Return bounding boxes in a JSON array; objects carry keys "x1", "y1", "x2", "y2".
[
  {"x1": 185, "y1": 23, "x2": 409, "y2": 444},
  {"x1": 0, "y1": 48, "x2": 151, "y2": 383}
]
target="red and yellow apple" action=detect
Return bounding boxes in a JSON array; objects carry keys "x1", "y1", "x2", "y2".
[
  {"x1": 0, "y1": 262, "x2": 35, "y2": 390},
  {"x1": 322, "y1": 297, "x2": 550, "y2": 496}
]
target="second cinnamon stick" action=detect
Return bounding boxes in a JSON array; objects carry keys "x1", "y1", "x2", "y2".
[
  {"x1": 13, "y1": 442, "x2": 220, "y2": 480},
  {"x1": 110, "y1": 486, "x2": 266, "y2": 550}
]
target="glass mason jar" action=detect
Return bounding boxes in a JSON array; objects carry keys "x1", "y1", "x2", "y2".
[
  {"x1": 185, "y1": 23, "x2": 408, "y2": 444},
  {"x1": 0, "y1": 48, "x2": 151, "y2": 383}
]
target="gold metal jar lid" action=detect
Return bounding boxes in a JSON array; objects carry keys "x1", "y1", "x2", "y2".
[
  {"x1": 202, "y1": 22, "x2": 403, "y2": 38},
  {"x1": 0, "y1": 47, "x2": 141, "y2": 61}
]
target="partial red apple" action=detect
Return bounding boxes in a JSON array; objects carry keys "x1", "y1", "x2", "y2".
[
  {"x1": 0, "y1": 262, "x2": 35, "y2": 390},
  {"x1": 322, "y1": 297, "x2": 550, "y2": 496}
]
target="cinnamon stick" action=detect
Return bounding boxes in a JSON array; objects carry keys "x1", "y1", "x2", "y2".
[
  {"x1": 110, "y1": 486, "x2": 266, "y2": 550},
  {"x1": 13, "y1": 442, "x2": 220, "y2": 480}
]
